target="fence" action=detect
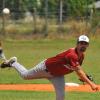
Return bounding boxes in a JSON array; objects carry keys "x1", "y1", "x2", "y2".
[{"x1": 0, "y1": 0, "x2": 100, "y2": 39}]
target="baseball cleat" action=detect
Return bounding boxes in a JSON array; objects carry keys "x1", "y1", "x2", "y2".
[{"x1": 0, "y1": 57, "x2": 17, "y2": 68}]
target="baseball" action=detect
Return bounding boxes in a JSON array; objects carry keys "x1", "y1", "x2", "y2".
[{"x1": 3, "y1": 8, "x2": 10, "y2": 14}]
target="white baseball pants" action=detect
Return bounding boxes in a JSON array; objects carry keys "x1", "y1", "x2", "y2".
[{"x1": 12, "y1": 60, "x2": 65, "y2": 100}]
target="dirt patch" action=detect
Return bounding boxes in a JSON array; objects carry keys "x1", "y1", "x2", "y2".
[{"x1": 0, "y1": 84, "x2": 100, "y2": 92}]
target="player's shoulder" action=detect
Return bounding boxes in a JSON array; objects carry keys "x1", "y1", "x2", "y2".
[
  {"x1": 68, "y1": 48, "x2": 75, "y2": 51},
  {"x1": 59, "y1": 48, "x2": 75, "y2": 55},
  {"x1": 67, "y1": 48, "x2": 76, "y2": 54},
  {"x1": 66, "y1": 48, "x2": 78, "y2": 58},
  {"x1": 57, "y1": 48, "x2": 76, "y2": 57}
]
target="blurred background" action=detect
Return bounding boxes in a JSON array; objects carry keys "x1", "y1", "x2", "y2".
[{"x1": 0, "y1": 0, "x2": 100, "y2": 39}]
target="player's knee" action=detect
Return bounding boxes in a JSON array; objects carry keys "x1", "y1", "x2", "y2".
[
  {"x1": 20, "y1": 71, "x2": 30, "y2": 80},
  {"x1": 20, "y1": 71, "x2": 35, "y2": 80},
  {"x1": 21, "y1": 75, "x2": 29, "y2": 80}
]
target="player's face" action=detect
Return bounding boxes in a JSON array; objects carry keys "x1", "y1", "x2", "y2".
[{"x1": 77, "y1": 41, "x2": 89, "y2": 52}]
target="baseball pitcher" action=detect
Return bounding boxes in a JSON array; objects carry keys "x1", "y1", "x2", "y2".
[{"x1": 0, "y1": 35, "x2": 99, "y2": 100}]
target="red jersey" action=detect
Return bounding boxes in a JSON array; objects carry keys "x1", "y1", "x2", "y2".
[{"x1": 45, "y1": 48, "x2": 84, "y2": 76}]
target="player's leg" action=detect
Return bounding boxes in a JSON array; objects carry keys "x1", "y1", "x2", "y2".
[
  {"x1": 12, "y1": 60, "x2": 53, "y2": 79},
  {"x1": 0, "y1": 57, "x2": 53, "y2": 79},
  {"x1": 48, "y1": 76, "x2": 65, "y2": 100}
]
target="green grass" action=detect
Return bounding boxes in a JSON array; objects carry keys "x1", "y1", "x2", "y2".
[
  {"x1": 0, "y1": 91, "x2": 55, "y2": 100},
  {"x1": 0, "y1": 37, "x2": 100, "y2": 100},
  {"x1": 0, "y1": 91, "x2": 99, "y2": 100}
]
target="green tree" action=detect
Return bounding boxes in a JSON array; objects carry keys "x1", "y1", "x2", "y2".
[{"x1": 67, "y1": 0, "x2": 96, "y2": 17}]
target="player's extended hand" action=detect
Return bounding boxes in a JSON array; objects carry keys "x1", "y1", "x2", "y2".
[{"x1": 91, "y1": 84, "x2": 99, "y2": 91}]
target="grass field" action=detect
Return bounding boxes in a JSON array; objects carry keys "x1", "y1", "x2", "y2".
[
  {"x1": 0, "y1": 37, "x2": 100, "y2": 100},
  {"x1": 0, "y1": 91, "x2": 100, "y2": 100}
]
